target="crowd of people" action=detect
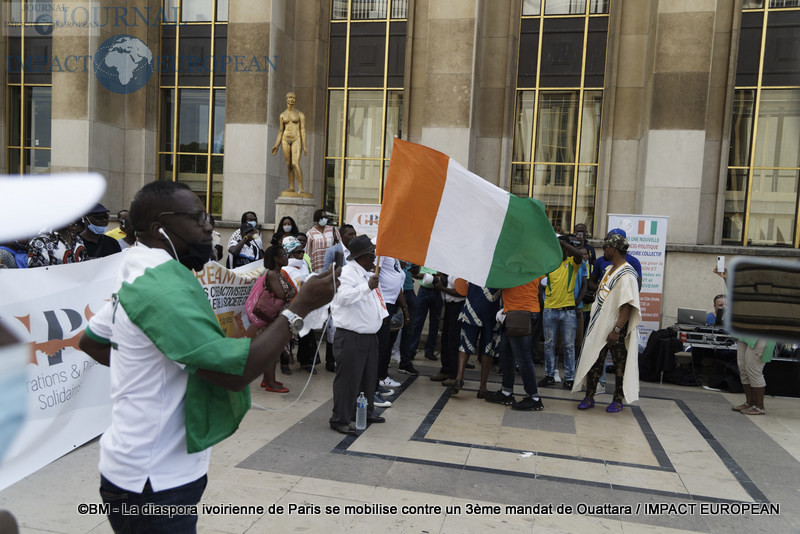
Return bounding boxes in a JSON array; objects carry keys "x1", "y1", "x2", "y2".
[
  {"x1": 1, "y1": 203, "x2": 128, "y2": 268},
  {"x1": 12, "y1": 180, "x2": 765, "y2": 533}
]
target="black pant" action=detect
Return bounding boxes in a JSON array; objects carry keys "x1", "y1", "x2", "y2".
[
  {"x1": 330, "y1": 328, "x2": 378, "y2": 424},
  {"x1": 377, "y1": 302, "x2": 400, "y2": 380},
  {"x1": 440, "y1": 300, "x2": 464, "y2": 378},
  {"x1": 296, "y1": 330, "x2": 317, "y2": 366}
]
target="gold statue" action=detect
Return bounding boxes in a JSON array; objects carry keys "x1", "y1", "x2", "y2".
[{"x1": 272, "y1": 92, "x2": 311, "y2": 197}]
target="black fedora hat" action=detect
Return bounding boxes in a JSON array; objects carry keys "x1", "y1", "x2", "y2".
[{"x1": 346, "y1": 234, "x2": 376, "y2": 261}]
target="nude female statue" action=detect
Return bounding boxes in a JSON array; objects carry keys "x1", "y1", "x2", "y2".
[{"x1": 272, "y1": 92, "x2": 311, "y2": 197}]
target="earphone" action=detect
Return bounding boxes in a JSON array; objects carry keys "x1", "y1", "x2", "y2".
[{"x1": 158, "y1": 228, "x2": 169, "y2": 238}]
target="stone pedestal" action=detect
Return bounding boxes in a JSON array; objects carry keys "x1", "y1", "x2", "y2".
[{"x1": 275, "y1": 196, "x2": 318, "y2": 234}]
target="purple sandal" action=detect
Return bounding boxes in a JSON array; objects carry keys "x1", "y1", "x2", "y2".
[
  {"x1": 577, "y1": 397, "x2": 595, "y2": 410},
  {"x1": 606, "y1": 401, "x2": 623, "y2": 413}
]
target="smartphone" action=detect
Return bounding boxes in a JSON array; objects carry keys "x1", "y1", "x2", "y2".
[
  {"x1": 334, "y1": 250, "x2": 344, "y2": 268},
  {"x1": 717, "y1": 255, "x2": 725, "y2": 273}
]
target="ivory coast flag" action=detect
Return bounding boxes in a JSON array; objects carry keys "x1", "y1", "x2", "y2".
[{"x1": 376, "y1": 139, "x2": 562, "y2": 288}]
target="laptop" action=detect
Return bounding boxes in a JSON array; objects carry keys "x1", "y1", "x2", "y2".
[{"x1": 677, "y1": 307, "x2": 708, "y2": 326}]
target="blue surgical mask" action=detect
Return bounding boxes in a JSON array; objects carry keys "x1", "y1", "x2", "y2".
[
  {"x1": 318, "y1": 218, "x2": 328, "y2": 227},
  {"x1": 88, "y1": 223, "x2": 107, "y2": 235},
  {"x1": 283, "y1": 224, "x2": 293, "y2": 233},
  {"x1": 248, "y1": 221, "x2": 257, "y2": 228}
]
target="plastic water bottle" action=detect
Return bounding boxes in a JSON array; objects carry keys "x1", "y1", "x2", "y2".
[{"x1": 355, "y1": 392, "x2": 367, "y2": 430}]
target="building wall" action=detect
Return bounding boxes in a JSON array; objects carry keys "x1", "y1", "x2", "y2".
[{"x1": 5, "y1": 0, "x2": 799, "y2": 325}]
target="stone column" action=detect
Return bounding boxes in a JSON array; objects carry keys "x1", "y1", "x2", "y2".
[
  {"x1": 603, "y1": 0, "x2": 736, "y2": 244},
  {"x1": 409, "y1": 0, "x2": 478, "y2": 168},
  {"x1": 50, "y1": 0, "x2": 157, "y2": 212},
  {"x1": 223, "y1": 0, "x2": 274, "y2": 224}
]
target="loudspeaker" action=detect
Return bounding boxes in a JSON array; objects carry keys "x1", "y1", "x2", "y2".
[{"x1": 764, "y1": 359, "x2": 800, "y2": 398}]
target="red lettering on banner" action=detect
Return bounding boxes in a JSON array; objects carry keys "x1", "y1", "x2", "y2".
[{"x1": 638, "y1": 292, "x2": 662, "y2": 322}]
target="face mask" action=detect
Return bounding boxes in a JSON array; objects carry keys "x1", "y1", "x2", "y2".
[
  {"x1": 160, "y1": 225, "x2": 213, "y2": 272},
  {"x1": 88, "y1": 223, "x2": 107, "y2": 235},
  {"x1": 318, "y1": 218, "x2": 328, "y2": 227},
  {"x1": 283, "y1": 225, "x2": 293, "y2": 233},
  {"x1": 248, "y1": 221, "x2": 257, "y2": 228},
  {"x1": 288, "y1": 257, "x2": 308, "y2": 272}
]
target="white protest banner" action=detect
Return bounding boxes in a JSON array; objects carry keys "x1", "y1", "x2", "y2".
[
  {"x1": 0, "y1": 254, "x2": 122, "y2": 491},
  {"x1": 345, "y1": 203, "x2": 381, "y2": 240},
  {"x1": 608, "y1": 214, "x2": 669, "y2": 348},
  {"x1": 0, "y1": 254, "x2": 262, "y2": 491}
]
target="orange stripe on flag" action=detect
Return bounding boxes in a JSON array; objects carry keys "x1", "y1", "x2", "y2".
[{"x1": 376, "y1": 139, "x2": 449, "y2": 264}]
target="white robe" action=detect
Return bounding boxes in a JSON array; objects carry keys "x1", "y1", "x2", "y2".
[{"x1": 571, "y1": 262, "x2": 642, "y2": 403}]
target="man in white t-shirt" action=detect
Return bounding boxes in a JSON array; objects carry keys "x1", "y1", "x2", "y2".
[{"x1": 79, "y1": 181, "x2": 336, "y2": 533}]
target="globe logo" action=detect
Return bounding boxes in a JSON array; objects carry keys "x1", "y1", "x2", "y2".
[{"x1": 93, "y1": 35, "x2": 153, "y2": 95}]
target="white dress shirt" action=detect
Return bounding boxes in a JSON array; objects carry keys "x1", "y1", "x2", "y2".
[
  {"x1": 331, "y1": 260, "x2": 388, "y2": 334},
  {"x1": 377, "y1": 256, "x2": 404, "y2": 305}
]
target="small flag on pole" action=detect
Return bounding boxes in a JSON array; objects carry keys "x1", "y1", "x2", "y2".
[{"x1": 376, "y1": 139, "x2": 562, "y2": 288}]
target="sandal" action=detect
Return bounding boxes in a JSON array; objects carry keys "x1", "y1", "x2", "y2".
[
  {"x1": 605, "y1": 401, "x2": 624, "y2": 413},
  {"x1": 260, "y1": 381, "x2": 283, "y2": 388},
  {"x1": 740, "y1": 405, "x2": 765, "y2": 416},
  {"x1": 731, "y1": 403, "x2": 751, "y2": 412},
  {"x1": 264, "y1": 385, "x2": 289, "y2": 393},
  {"x1": 577, "y1": 397, "x2": 595, "y2": 410}
]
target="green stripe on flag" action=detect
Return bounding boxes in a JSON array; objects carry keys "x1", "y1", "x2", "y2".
[
  {"x1": 486, "y1": 196, "x2": 563, "y2": 288},
  {"x1": 650, "y1": 221, "x2": 658, "y2": 235}
]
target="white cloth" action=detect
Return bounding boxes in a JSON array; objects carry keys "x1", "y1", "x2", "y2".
[
  {"x1": 377, "y1": 257, "x2": 404, "y2": 304},
  {"x1": 331, "y1": 261, "x2": 388, "y2": 334},
  {"x1": 88, "y1": 247, "x2": 211, "y2": 493},
  {"x1": 571, "y1": 262, "x2": 641, "y2": 403},
  {"x1": 443, "y1": 276, "x2": 466, "y2": 303},
  {"x1": 282, "y1": 258, "x2": 311, "y2": 288}
]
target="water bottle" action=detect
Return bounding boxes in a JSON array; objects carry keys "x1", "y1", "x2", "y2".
[{"x1": 355, "y1": 392, "x2": 367, "y2": 430}]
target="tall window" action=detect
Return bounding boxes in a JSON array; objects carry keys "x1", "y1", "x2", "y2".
[
  {"x1": 6, "y1": 0, "x2": 53, "y2": 174},
  {"x1": 158, "y1": 0, "x2": 227, "y2": 216},
  {"x1": 724, "y1": 0, "x2": 800, "y2": 247},
  {"x1": 324, "y1": 0, "x2": 407, "y2": 223},
  {"x1": 512, "y1": 0, "x2": 609, "y2": 234}
]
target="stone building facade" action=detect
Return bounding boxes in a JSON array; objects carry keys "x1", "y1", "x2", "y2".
[{"x1": 3, "y1": 0, "x2": 799, "y2": 325}]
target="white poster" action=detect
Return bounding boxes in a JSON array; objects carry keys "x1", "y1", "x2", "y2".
[
  {"x1": 345, "y1": 203, "x2": 382, "y2": 240},
  {"x1": 0, "y1": 254, "x2": 262, "y2": 491},
  {"x1": 607, "y1": 214, "x2": 669, "y2": 349}
]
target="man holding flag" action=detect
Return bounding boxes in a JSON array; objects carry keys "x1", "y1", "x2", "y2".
[{"x1": 376, "y1": 139, "x2": 562, "y2": 291}]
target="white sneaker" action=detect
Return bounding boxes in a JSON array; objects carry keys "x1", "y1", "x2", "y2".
[
  {"x1": 554, "y1": 370, "x2": 562, "y2": 383},
  {"x1": 380, "y1": 377, "x2": 401, "y2": 388},
  {"x1": 374, "y1": 392, "x2": 392, "y2": 408}
]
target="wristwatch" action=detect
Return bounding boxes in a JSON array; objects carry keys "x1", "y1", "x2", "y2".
[
  {"x1": 281, "y1": 309, "x2": 304, "y2": 336},
  {"x1": 612, "y1": 325, "x2": 622, "y2": 334}
]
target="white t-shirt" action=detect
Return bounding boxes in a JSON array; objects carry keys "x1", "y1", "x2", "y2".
[{"x1": 87, "y1": 249, "x2": 212, "y2": 493}]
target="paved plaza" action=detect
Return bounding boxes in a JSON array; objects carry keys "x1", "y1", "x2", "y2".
[{"x1": 1, "y1": 357, "x2": 798, "y2": 533}]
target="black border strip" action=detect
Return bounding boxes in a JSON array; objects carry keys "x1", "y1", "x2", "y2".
[
  {"x1": 331, "y1": 446, "x2": 751, "y2": 504},
  {"x1": 413, "y1": 389, "x2": 673, "y2": 470},
  {"x1": 332, "y1": 380, "x2": 770, "y2": 504}
]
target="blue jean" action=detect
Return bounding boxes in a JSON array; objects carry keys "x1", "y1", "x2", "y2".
[
  {"x1": 543, "y1": 308, "x2": 577, "y2": 380},
  {"x1": 399, "y1": 289, "x2": 417, "y2": 366},
  {"x1": 100, "y1": 474, "x2": 207, "y2": 534},
  {"x1": 501, "y1": 313, "x2": 540, "y2": 397},
  {"x1": 409, "y1": 287, "x2": 441, "y2": 356}
]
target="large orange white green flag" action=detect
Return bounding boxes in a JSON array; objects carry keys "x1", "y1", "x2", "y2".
[{"x1": 376, "y1": 139, "x2": 562, "y2": 288}]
